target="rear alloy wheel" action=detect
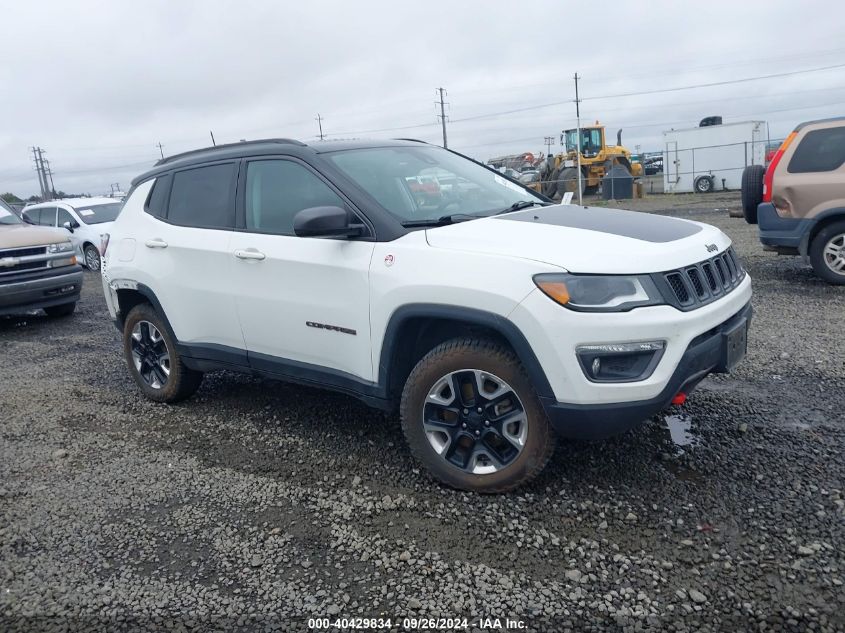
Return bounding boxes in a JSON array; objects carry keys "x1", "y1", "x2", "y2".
[
  {"x1": 810, "y1": 221, "x2": 845, "y2": 285},
  {"x1": 123, "y1": 304, "x2": 203, "y2": 402},
  {"x1": 400, "y1": 338, "x2": 555, "y2": 493},
  {"x1": 84, "y1": 244, "x2": 101, "y2": 271},
  {"x1": 130, "y1": 320, "x2": 171, "y2": 389}
]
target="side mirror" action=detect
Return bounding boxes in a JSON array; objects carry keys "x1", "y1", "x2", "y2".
[
  {"x1": 293, "y1": 206, "x2": 364, "y2": 238},
  {"x1": 62, "y1": 220, "x2": 78, "y2": 232}
]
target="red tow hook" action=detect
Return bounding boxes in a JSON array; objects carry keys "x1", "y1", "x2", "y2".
[{"x1": 671, "y1": 392, "x2": 687, "y2": 406}]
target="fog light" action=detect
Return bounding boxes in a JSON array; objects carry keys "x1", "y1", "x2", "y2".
[{"x1": 576, "y1": 340, "x2": 665, "y2": 383}]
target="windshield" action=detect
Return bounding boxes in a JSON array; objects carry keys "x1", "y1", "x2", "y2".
[
  {"x1": 563, "y1": 128, "x2": 603, "y2": 156},
  {"x1": 0, "y1": 199, "x2": 22, "y2": 225},
  {"x1": 72, "y1": 202, "x2": 122, "y2": 224},
  {"x1": 325, "y1": 146, "x2": 544, "y2": 223}
]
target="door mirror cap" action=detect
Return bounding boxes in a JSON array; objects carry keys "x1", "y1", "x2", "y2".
[
  {"x1": 62, "y1": 220, "x2": 79, "y2": 232},
  {"x1": 293, "y1": 206, "x2": 364, "y2": 238}
]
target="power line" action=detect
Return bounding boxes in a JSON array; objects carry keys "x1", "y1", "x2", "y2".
[
  {"x1": 584, "y1": 62, "x2": 845, "y2": 101},
  {"x1": 439, "y1": 62, "x2": 845, "y2": 126}
]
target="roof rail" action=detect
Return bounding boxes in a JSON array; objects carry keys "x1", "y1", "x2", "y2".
[
  {"x1": 155, "y1": 138, "x2": 306, "y2": 166},
  {"x1": 393, "y1": 138, "x2": 429, "y2": 144}
]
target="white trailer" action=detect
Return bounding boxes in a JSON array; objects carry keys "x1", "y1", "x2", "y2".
[{"x1": 663, "y1": 120, "x2": 767, "y2": 193}]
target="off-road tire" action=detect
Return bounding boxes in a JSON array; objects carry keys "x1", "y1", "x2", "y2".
[
  {"x1": 400, "y1": 338, "x2": 556, "y2": 493},
  {"x1": 741, "y1": 164, "x2": 764, "y2": 224},
  {"x1": 123, "y1": 303, "x2": 204, "y2": 403},
  {"x1": 809, "y1": 220, "x2": 845, "y2": 285},
  {"x1": 557, "y1": 167, "x2": 583, "y2": 198},
  {"x1": 44, "y1": 302, "x2": 76, "y2": 318}
]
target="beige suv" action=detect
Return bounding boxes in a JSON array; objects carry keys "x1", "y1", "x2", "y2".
[
  {"x1": 0, "y1": 198, "x2": 83, "y2": 317},
  {"x1": 753, "y1": 116, "x2": 845, "y2": 284}
]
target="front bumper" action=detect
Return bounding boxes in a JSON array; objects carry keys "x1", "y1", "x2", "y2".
[
  {"x1": 758, "y1": 202, "x2": 814, "y2": 252},
  {"x1": 0, "y1": 266, "x2": 83, "y2": 316},
  {"x1": 540, "y1": 301, "x2": 752, "y2": 439}
]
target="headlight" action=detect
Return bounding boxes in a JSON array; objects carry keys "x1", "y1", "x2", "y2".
[
  {"x1": 48, "y1": 242, "x2": 74, "y2": 253},
  {"x1": 533, "y1": 273, "x2": 664, "y2": 312}
]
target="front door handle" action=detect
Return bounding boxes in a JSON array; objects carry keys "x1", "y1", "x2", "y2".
[
  {"x1": 145, "y1": 239, "x2": 168, "y2": 249},
  {"x1": 234, "y1": 249, "x2": 266, "y2": 261}
]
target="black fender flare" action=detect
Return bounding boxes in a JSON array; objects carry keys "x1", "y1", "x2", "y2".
[{"x1": 378, "y1": 303, "x2": 555, "y2": 399}]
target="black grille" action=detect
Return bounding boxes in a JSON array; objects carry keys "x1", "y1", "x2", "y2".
[
  {"x1": 687, "y1": 267, "x2": 705, "y2": 298},
  {"x1": 0, "y1": 246, "x2": 49, "y2": 276},
  {"x1": 658, "y1": 247, "x2": 745, "y2": 310},
  {"x1": 666, "y1": 272, "x2": 690, "y2": 304},
  {"x1": 0, "y1": 246, "x2": 46, "y2": 259},
  {"x1": 702, "y1": 262, "x2": 718, "y2": 292}
]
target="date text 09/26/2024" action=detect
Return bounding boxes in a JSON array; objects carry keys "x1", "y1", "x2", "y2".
[{"x1": 307, "y1": 616, "x2": 527, "y2": 630}]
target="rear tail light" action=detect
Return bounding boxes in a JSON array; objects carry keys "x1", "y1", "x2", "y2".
[
  {"x1": 762, "y1": 132, "x2": 797, "y2": 203},
  {"x1": 101, "y1": 233, "x2": 110, "y2": 256}
]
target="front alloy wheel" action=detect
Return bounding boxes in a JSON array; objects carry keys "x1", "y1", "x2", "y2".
[
  {"x1": 400, "y1": 338, "x2": 555, "y2": 493},
  {"x1": 84, "y1": 245, "x2": 101, "y2": 271},
  {"x1": 423, "y1": 369, "x2": 527, "y2": 474}
]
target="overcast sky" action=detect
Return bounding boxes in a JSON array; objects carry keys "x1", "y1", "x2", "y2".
[{"x1": 1, "y1": 0, "x2": 844, "y2": 197}]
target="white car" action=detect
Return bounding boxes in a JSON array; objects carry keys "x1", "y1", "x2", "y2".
[
  {"x1": 101, "y1": 138, "x2": 752, "y2": 492},
  {"x1": 23, "y1": 197, "x2": 122, "y2": 271}
]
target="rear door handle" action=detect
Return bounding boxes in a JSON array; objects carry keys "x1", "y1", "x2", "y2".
[
  {"x1": 145, "y1": 239, "x2": 168, "y2": 249},
  {"x1": 234, "y1": 249, "x2": 266, "y2": 261}
]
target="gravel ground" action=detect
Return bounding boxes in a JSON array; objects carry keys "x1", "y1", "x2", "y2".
[{"x1": 2, "y1": 194, "x2": 843, "y2": 632}]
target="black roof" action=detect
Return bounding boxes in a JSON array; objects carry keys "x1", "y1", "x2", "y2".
[{"x1": 131, "y1": 137, "x2": 431, "y2": 186}]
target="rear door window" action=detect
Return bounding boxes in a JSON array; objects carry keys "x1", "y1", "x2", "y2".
[
  {"x1": 787, "y1": 127, "x2": 845, "y2": 173},
  {"x1": 24, "y1": 208, "x2": 41, "y2": 225},
  {"x1": 35, "y1": 207, "x2": 57, "y2": 226},
  {"x1": 167, "y1": 163, "x2": 236, "y2": 229}
]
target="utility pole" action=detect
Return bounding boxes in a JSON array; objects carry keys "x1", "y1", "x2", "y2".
[
  {"x1": 315, "y1": 114, "x2": 325, "y2": 141},
  {"x1": 31, "y1": 147, "x2": 48, "y2": 201},
  {"x1": 156, "y1": 142, "x2": 164, "y2": 159},
  {"x1": 436, "y1": 87, "x2": 448, "y2": 149},
  {"x1": 574, "y1": 73, "x2": 583, "y2": 205},
  {"x1": 44, "y1": 159, "x2": 56, "y2": 198},
  {"x1": 209, "y1": 130, "x2": 216, "y2": 146},
  {"x1": 544, "y1": 136, "x2": 554, "y2": 157}
]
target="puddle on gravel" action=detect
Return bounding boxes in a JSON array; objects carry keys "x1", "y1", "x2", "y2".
[
  {"x1": 660, "y1": 414, "x2": 704, "y2": 483},
  {"x1": 665, "y1": 414, "x2": 699, "y2": 448}
]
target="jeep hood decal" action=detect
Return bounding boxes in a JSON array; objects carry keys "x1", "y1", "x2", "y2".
[
  {"x1": 500, "y1": 205, "x2": 702, "y2": 242},
  {"x1": 424, "y1": 205, "x2": 729, "y2": 274}
]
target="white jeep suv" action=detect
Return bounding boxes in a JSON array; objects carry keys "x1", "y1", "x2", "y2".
[{"x1": 102, "y1": 138, "x2": 752, "y2": 492}]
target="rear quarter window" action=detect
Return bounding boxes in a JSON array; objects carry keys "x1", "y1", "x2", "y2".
[
  {"x1": 144, "y1": 174, "x2": 172, "y2": 218},
  {"x1": 787, "y1": 127, "x2": 845, "y2": 173}
]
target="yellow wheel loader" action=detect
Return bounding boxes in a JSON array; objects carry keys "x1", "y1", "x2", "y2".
[{"x1": 539, "y1": 124, "x2": 642, "y2": 199}]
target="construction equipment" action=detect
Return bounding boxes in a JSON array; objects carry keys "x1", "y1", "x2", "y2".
[{"x1": 540, "y1": 123, "x2": 642, "y2": 198}]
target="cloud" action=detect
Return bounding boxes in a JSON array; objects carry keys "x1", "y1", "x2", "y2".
[{"x1": 1, "y1": 0, "x2": 843, "y2": 196}]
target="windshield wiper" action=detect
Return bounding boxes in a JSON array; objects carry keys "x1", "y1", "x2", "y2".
[
  {"x1": 400, "y1": 214, "x2": 479, "y2": 227},
  {"x1": 493, "y1": 200, "x2": 548, "y2": 215}
]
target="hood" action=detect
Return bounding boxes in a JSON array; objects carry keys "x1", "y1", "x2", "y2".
[
  {"x1": 0, "y1": 223, "x2": 71, "y2": 249},
  {"x1": 425, "y1": 205, "x2": 732, "y2": 274}
]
